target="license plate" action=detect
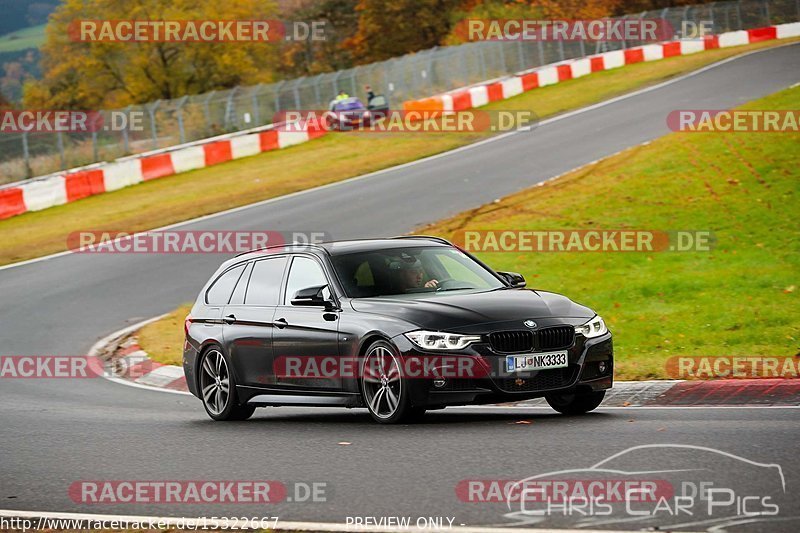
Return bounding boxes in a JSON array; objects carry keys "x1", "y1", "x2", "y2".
[{"x1": 506, "y1": 351, "x2": 568, "y2": 373}]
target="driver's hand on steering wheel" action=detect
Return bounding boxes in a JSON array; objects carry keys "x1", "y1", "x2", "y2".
[{"x1": 424, "y1": 279, "x2": 439, "y2": 288}]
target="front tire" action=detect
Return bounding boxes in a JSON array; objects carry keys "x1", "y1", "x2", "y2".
[
  {"x1": 546, "y1": 390, "x2": 605, "y2": 415},
  {"x1": 199, "y1": 346, "x2": 255, "y2": 421},
  {"x1": 360, "y1": 340, "x2": 415, "y2": 424}
]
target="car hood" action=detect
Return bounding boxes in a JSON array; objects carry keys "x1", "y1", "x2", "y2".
[{"x1": 349, "y1": 289, "x2": 595, "y2": 331}]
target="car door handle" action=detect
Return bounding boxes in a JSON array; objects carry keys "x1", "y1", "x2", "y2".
[
  {"x1": 223, "y1": 314, "x2": 236, "y2": 325},
  {"x1": 273, "y1": 317, "x2": 288, "y2": 329}
]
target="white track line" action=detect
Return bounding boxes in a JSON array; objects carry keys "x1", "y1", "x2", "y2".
[{"x1": 0, "y1": 42, "x2": 797, "y2": 275}]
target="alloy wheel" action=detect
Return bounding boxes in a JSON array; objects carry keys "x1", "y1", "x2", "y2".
[
  {"x1": 362, "y1": 345, "x2": 403, "y2": 419},
  {"x1": 200, "y1": 349, "x2": 230, "y2": 415}
]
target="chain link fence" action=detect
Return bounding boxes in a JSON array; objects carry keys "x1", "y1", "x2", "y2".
[{"x1": 1, "y1": 0, "x2": 797, "y2": 184}]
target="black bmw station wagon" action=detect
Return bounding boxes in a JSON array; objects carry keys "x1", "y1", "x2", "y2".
[{"x1": 183, "y1": 236, "x2": 613, "y2": 423}]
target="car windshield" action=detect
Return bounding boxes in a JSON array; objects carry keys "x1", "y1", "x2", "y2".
[
  {"x1": 331, "y1": 246, "x2": 505, "y2": 297},
  {"x1": 368, "y1": 95, "x2": 387, "y2": 107},
  {"x1": 333, "y1": 98, "x2": 366, "y2": 111}
]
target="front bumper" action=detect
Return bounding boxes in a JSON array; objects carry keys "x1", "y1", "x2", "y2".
[{"x1": 392, "y1": 332, "x2": 613, "y2": 408}]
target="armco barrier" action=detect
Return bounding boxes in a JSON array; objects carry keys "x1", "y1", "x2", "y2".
[
  {"x1": 0, "y1": 24, "x2": 797, "y2": 221},
  {"x1": 401, "y1": 24, "x2": 798, "y2": 124},
  {"x1": 0, "y1": 120, "x2": 324, "y2": 220}
]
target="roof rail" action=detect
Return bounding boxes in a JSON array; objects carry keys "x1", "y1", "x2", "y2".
[
  {"x1": 235, "y1": 241, "x2": 328, "y2": 257},
  {"x1": 390, "y1": 235, "x2": 453, "y2": 246}
]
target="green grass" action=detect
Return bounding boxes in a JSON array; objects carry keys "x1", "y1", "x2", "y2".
[
  {"x1": 139, "y1": 304, "x2": 193, "y2": 367},
  {"x1": 0, "y1": 24, "x2": 46, "y2": 52},
  {"x1": 421, "y1": 86, "x2": 800, "y2": 380},
  {"x1": 0, "y1": 38, "x2": 795, "y2": 267}
]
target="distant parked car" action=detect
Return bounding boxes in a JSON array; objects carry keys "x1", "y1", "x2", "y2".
[
  {"x1": 366, "y1": 93, "x2": 389, "y2": 120},
  {"x1": 183, "y1": 236, "x2": 613, "y2": 424},
  {"x1": 325, "y1": 96, "x2": 386, "y2": 130},
  {"x1": 326, "y1": 97, "x2": 367, "y2": 130}
]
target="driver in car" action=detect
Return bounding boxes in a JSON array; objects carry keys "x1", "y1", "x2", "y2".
[{"x1": 391, "y1": 258, "x2": 439, "y2": 290}]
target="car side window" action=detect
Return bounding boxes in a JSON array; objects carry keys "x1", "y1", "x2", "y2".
[
  {"x1": 245, "y1": 257, "x2": 287, "y2": 306},
  {"x1": 228, "y1": 262, "x2": 253, "y2": 305},
  {"x1": 206, "y1": 264, "x2": 246, "y2": 305},
  {"x1": 284, "y1": 256, "x2": 328, "y2": 305}
]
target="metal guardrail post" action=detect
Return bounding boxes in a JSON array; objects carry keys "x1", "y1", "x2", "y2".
[
  {"x1": 203, "y1": 91, "x2": 216, "y2": 135},
  {"x1": 736, "y1": 1, "x2": 742, "y2": 30},
  {"x1": 537, "y1": 39, "x2": 545, "y2": 67},
  {"x1": 273, "y1": 81, "x2": 286, "y2": 113},
  {"x1": 22, "y1": 132, "x2": 31, "y2": 179},
  {"x1": 224, "y1": 88, "x2": 239, "y2": 130},
  {"x1": 57, "y1": 131, "x2": 65, "y2": 169},
  {"x1": 427, "y1": 49, "x2": 436, "y2": 92},
  {"x1": 288, "y1": 77, "x2": 304, "y2": 109},
  {"x1": 176, "y1": 95, "x2": 188, "y2": 144},
  {"x1": 350, "y1": 69, "x2": 358, "y2": 97},
  {"x1": 148, "y1": 100, "x2": 161, "y2": 148},
  {"x1": 478, "y1": 43, "x2": 487, "y2": 80},
  {"x1": 122, "y1": 106, "x2": 130, "y2": 153}
]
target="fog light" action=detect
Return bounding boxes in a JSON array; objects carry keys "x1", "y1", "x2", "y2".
[
  {"x1": 598, "y1": 362, "x2": 607, "y2": 374},
  {"x1": 433, "y1": 379, "x2": 447, "y2": 388}
]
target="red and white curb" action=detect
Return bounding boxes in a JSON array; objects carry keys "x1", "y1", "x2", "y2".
[
  {"x1": 0, "y1": 120, "x2": 327, "y2": 221},
  {"x1": 93, "y1": 316, "x2": 800, "y2": 407},
  {"x1": 403, "y1": 23, "x2": 800, "y2": 113},
  {"x1": 2, "y1": 23, "x2": 798, "y2": 221}
]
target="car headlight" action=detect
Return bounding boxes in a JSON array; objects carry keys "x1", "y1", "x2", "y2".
[
  {"x1": 575, "y1": 316, "x2": 608, "y2": 338},
  {"x1": 404, "y1": 331, "x2": 482, "y2": 350}
]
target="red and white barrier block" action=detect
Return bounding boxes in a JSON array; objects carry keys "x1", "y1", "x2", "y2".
[
  {"x1": 403, "y1": 23, "x2": 799, "y2": 113},
  {"x1": 0, "y1": 123, "x2": 326, "y2": 220}
]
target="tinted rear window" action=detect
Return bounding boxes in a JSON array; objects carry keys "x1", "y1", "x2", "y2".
[
  {"x1": 206, "y1": 264, "x2": 245, "y2": 305},
  {"x1": 245, "y1": 257, "x2": 287, "y2": 305}
]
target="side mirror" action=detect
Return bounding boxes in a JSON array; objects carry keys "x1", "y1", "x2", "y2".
[
  {"x1": 497, "y1": 271, "x2": 526, "y2": 288},
  {"x1": 291, "y1": 285, "x2": 335, "y2": 309}
]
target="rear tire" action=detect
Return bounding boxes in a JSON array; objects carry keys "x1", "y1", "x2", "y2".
[
  {"x1": 199, "y1": 346, "x2": 255, "y2": 421},
  {"x1": 546, "y1": 390, "x2": 605, "y2": 415}
]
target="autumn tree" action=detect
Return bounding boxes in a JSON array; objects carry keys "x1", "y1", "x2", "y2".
[
  {"x1": 343, "y1": 0, "x2": 463, "y2": 63},
  {"x1": 24, "y1": 0, "x2": 280, "y2": 110},
  {"x1": 279, "y1": 0, "x2": 359, "y2": 76}
]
